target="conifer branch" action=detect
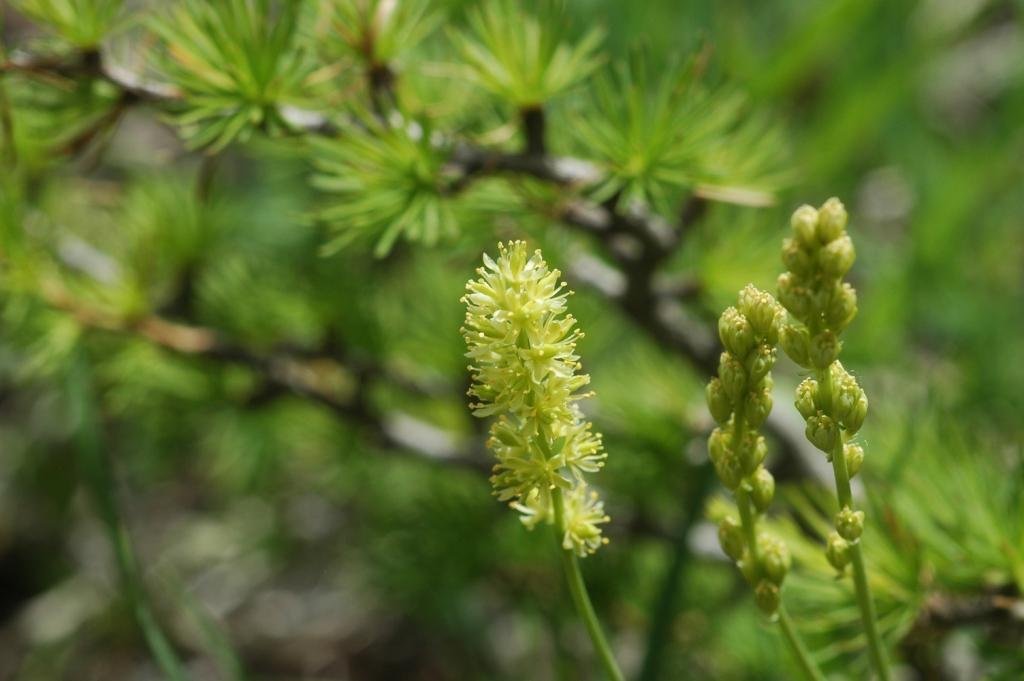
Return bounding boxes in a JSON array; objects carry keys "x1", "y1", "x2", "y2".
[
  {"x1": 31, "y1": 279, "x2": 683, "y2": 542},
  {"x1": 4, "y1": 49, "x2": 813, "y2": 470},
  {"x1": 915, "y1": 590, "x2": 1023, "y2": 632},
  {"x1": 37, "y1": 280, "x2": 488, "y2": 473},
  {"x1": 2, "y1": 49, "x2": 178, "y2": 102}
]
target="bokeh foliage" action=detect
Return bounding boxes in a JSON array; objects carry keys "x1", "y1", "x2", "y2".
[{"x1": 1, "y1": 0, "x2": 1023, "y2": 680}]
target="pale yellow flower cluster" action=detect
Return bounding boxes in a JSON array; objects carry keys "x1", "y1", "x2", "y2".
[{"x1": 462, "y1": 241, "x2": 609, "y2": 556}]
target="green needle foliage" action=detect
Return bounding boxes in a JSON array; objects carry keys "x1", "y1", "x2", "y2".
[
  {"x1": 570, "y1": 55, "x2": 788, "y2": 213},
  {"x1": 448, "y1": 0, "x2": 604, "y2": 107},
  {"x1": 311, "y1": 116, "x2": 457, "y2": 256},
  {"x1": 319, "y1": 0, "x2": 440, "y2": 66},
  {"x1": 778, "y1": 410, "x2": 1024, "y2": 676},
  {"x1": 0, "y1": 69, "x2": 120, "y2": 165},
  {"x1": 149, "y1": 0, "x2": 317, "y2": 151},
  {"x1": 12, "y1": 0, "x2": 123, "y2": 47}
]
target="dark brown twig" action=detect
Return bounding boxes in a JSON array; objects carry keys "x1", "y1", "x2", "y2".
[
  {"x1": 8, "y1": 48, "x2": 813, "y2": 471},
  {"x1": 39, "y1": 279, "x2": 488, "y2": 473}
]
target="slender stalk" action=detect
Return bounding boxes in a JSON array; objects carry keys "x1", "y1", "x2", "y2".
[
  {"x1": 731, "y1": 397, "x2": 824, "y2": 681},
  {"x1": 849, "y1": 542, "x2": 889, "y2": 680},
  {"x1": 552, "y1": 487, "x2": 625, "y2": 681},
  {"x1": 735, "y1": 487, "x2": 760, "y2": 564},
  {"x1": 68, "y1": 351, "x2": 188, "y2": 681},
  {"x1": 778, "y1": 606, "x2": 826, "y2": 681},
  {"x1": 734, "y1": 486, "x2": 824, "y2": 681},
  {"x1": 638, "y1": 463, "x2": 715, "y2": 681},
  {"x1": 818, "y1": 367, "x2": 892, "y2": 681}
]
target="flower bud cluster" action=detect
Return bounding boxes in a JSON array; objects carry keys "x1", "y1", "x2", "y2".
[
  {"x1": 707, "y1": 285, "x2": 791, "y2": 615},
  {"x1": 823, "y1": 504, "x2": 867, "y2": 575},
  {"x1": 707, "y1": 285, "x2": 782, "y2": 491},
  {"x1": 777, "y1": 198, "x2": 858, "y2": 370},
  {"x1": 778, "y1": 199, "x2": 872, "y2": 574},
  {"x1": 462, "y1": 242, "x2": 609, "y2": 556},
  {"x1": 793, "y1": 362, "x2": 868, "y2": 456},
  {"x1": 826, "y1": 531, "x2": 851, "y2": 572}
]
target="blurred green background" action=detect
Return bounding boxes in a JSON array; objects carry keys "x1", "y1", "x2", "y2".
[{"x1": 1, "y1": 0, "x2": 1022, "y2": 679}]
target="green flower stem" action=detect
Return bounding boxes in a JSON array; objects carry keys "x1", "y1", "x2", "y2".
[
  {"x1": 736, "y1": 486, "x2": 759, "y2": 566},
  {"x1": 849, "y1": 542, "x2": 889, "y2": 680},
  {"x1": 733, "y1": 395, "x2": 825, "y2": 681},
  {"x1": 818, "y1": 367, "x2": 892, "y2": 681},
  {"x1": 69, "y1": 351, "x2": 187, "y2": 681},
  {"x1": 730, "y1": 400, "x2": 762, "y2": 562},
  {"x1": 734, "y1": 432, "x2": 824, "y2": 681},
  {"x1": 778, "y1": 605, "x2": 826, "y2": 681},
  {"x1": 833, "y1": 445, "x2": 890, "y2": 681},
  {"x1": 552, "y1": 487, "x2": 625, "y2": 681}
]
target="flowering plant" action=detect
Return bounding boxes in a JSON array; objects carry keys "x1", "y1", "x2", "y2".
[{"x1": 463, "y1": 241, "x2": 622, "y2": 679}]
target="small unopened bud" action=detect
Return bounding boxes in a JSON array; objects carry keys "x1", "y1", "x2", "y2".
[
  {"x1": 753, "y1": 435, "x2": 768, "y2": 471},
  {"x1": 706, "y1": 378, "x2": 733, "y2": 424},
  {"x1": 794, "y1": 378, "x2": 819, "y2": 419},
  {"x1": 819, "y1": 234, "x2": 856, "y2": 277},
  {"x1": 750, "y1": 468, "x2": 775, "y2": 511},
  {"x1": 709, "y1": 428, "x2": 743, "y2": 490},
  {"x1": 738, "y1": 433, "x2": 768, "y2": 476},
  {"x1": 779, "y1": 323, "x2": 811, "y2": 367},
  {"x1": 755, "y1": 579, "x2": 781, "y2": 615},
  {"x1": 712, "y1": 449, "x2": 744, "y2": 490},
  {"x1": 825, "y1": 282, "x2": 858, "y2": 330},
  {"x1": 833, "y1": 371, "x2": 860, "y2": 413},
  {"x1": 845, "y1": 393, "x2": 868, "y2": 434},
  {"x1": 781, "y1": 238, "x2": 814, "y2": 276},
  {"x1": 777, "y1": 273, "x2": 813, "y2": 321},
  {"x1": 811, "y1": 284, "x2": 834, "y2": 317},
  {"x1": 719, "y1": 307, "x2": 755, "y2": 358},
  {"x1": 737, "y1": 285, "x2": 781, "y2": 341},
  {"x1": 738, "y1": 556, "x2": 757, "y2": 584},
  {"x1": 805, "y1": 414, "x2": 839, "y2": 453},
  {"x1": 744, "y1": 345, "x2": 776, "y2": 385},
  {"x1": 790, "y1": 205, "x2": 819, "y2": 247},
  {"x1": 745, "y1": 389, "x2": 773, "y2": 430},
  {"x1": 844, "y1": 443, "x2": 864, "y2": 478},
  {"x1": 817, "y1": 197, "x2": 848, "y2": 243},
  {"x1": 830, "y1": 359, "x2": 852, "y2": 383},
  {"x1": 718, "y1": 516, "x2": 745, "y2": 562},
  {"x1": 809, "y1": 331, "x2": 841, "y2": 369},
  {"x1": 718, "y1": 352, "x2": 747, "y2": 402},
  {"x1": 825, "y1": 531, "x2": 851, "y2": 572},
  {"x1": 708, "y1": 427, "x2": 729, "y2": 464},
  {"x1": 835, "y1": 506, "x2": 865, "y2": 542},
  {"x1": 834, "y1": 372, "x2": 868, "y2": 434},
  {"x1": 758, "y1": 534, "x2": 791, "y2": 585}
]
